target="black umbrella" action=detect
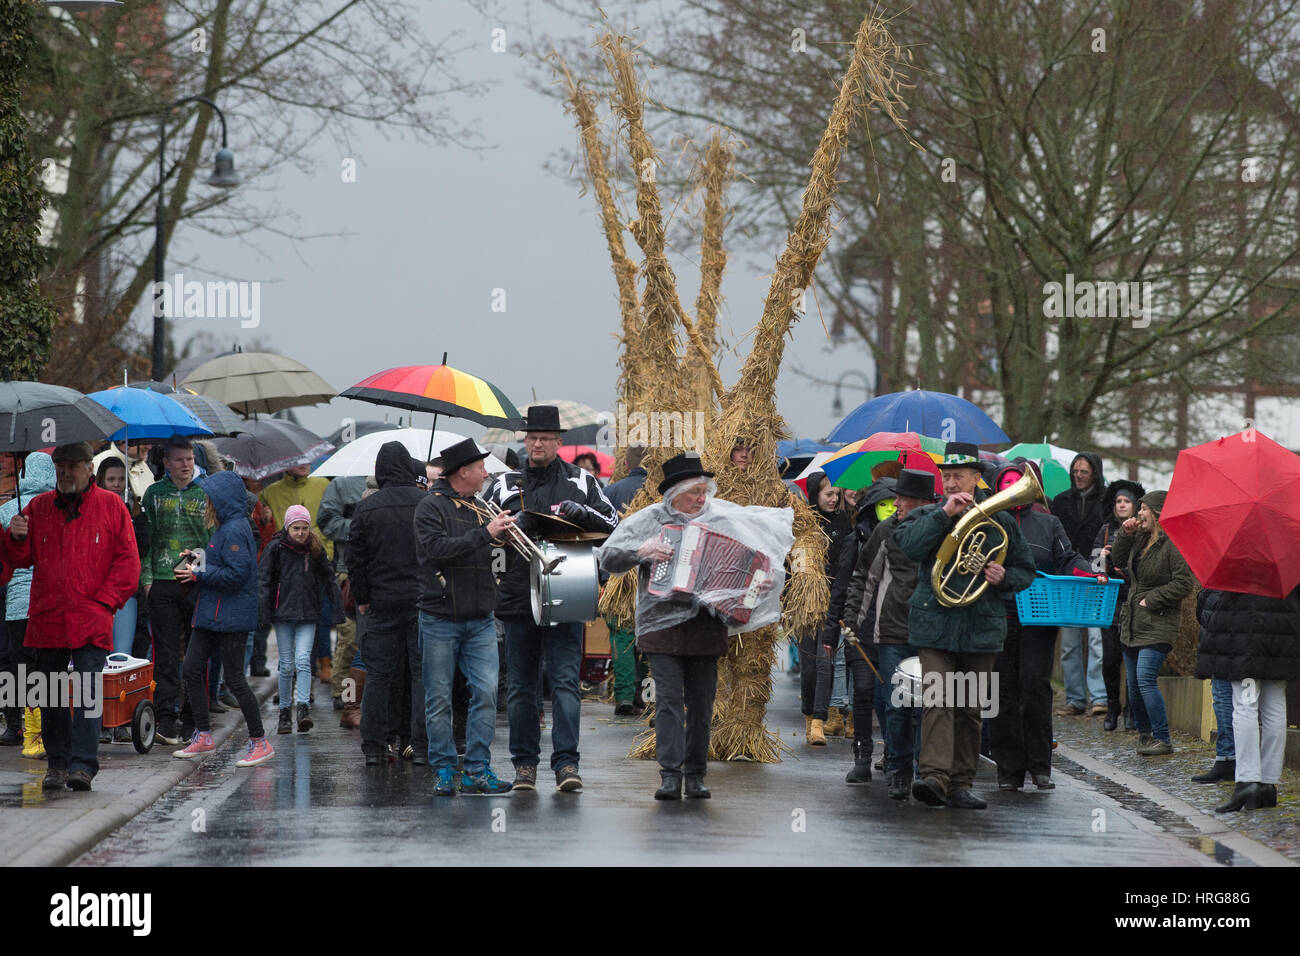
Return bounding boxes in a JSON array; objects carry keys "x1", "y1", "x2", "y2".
[
  {"x1": 0, "y1": 380, "x2": 126, "y2": 508},
  {"x1": 213, "y1": 419, "x2": 334, "y2": 481}
]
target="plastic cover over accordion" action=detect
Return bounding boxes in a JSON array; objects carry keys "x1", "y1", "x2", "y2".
[{"x1": 646, "y1": 522, "x2": 774, "y2": 626}]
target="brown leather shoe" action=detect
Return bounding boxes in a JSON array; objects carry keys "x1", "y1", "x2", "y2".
[
  {"x1": 1090, "y1": 703, "x2": 1108, "y2": 716},
  {"x1": 317, "y1": 658, "x2": 333, "y2": 684},
  {"x1": 1055, "y1": 704, "x2": 1085, "y2": 716}
]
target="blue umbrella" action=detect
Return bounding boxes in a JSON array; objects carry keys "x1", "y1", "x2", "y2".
[
  {"x1": 87, "y1": 386, "x2": 213, "y2": 441},
  {"x1": 827, "y1": 389, "x2": 1009, "y2": 444}
]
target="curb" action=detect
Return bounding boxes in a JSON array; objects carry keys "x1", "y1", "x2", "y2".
[
  {"x1": 10, "y1": 678, "x2": 278, "y2": 868},
  {"x1": 1055, "y1": 741, "x2": 1297, "y2": 867}
]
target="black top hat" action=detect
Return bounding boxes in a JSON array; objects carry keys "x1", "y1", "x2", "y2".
[
  {"x1": 895, "y1": 468, "x2": 939, "y2": 501},
  {"x1": 936, "y1": 441, "x2": 981, "y2": 469},
  {"x1": 657, "y1": 452, "x2": 714, "y2": 495},
  {"x1": 440, "y1": 437, "x2": 490, "y2": 476},
  {"x1": 521, "y1": 405, "x2": 564, "y2": 434}
]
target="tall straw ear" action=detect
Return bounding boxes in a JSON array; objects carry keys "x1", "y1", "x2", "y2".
[
  {"x1": 682, "y1": 131, "x2": 734, "y2": 416},
  {"x1": 552, "y1": 51, "x2": 642, "y2": 482}
]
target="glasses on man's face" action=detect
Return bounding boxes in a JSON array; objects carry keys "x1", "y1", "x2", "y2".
[{"x1": 524, "y1": 436, "x2": 560, "y2": 445}]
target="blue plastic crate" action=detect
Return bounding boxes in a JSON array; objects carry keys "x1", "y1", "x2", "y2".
[{"x1": 1015, "y1": 572, "x2": 1120, "y2": 628}]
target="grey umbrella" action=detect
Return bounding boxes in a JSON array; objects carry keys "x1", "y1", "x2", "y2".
[
  {"x1": 180, "y1": 351, "x2": 336, "y2": 416},
  {"x1": 0, "y1": 381, "x2": 126, "y2": 507},
  {"x1": 213, "y1": 419, "x2": 335, "y2": 481},
  {"x1": 127, "y1": 380, "x2": 246, "y2": 435}
]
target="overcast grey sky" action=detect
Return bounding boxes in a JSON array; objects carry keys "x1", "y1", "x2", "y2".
[{"x1": 145, "y1": 0, "x2": 872, "y2": 448}]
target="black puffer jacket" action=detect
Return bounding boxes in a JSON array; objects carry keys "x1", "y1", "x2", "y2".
[
  {"x1": 489, "y1": 456, "x2": 618, "y2": 620},
  {"x1": 415, "y1": 476, "x2": 500, "y2": 621},
  {"x1": 348, "y1": 442, "x2": 425, "y2": 611},
  {"x1": 1049, "y1": 451, "x2": 1108, "y2": 554},
  {"x1": 257, "y1": 531, "x2": 342, "y2": 625},
  {"x1": 1194, "y1": 587, "x2": 1300, "y2": 681},
  {"x1": 819, "y1": 476, "x2": 895, "y2": 646}
]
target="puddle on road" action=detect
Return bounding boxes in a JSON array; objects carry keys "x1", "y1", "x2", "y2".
[{"x1": 1054, "y1": 755, "x2": 1254, "y2": 866}]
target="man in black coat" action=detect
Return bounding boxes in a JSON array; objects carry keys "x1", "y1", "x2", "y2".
[
  {"x1": 349, "y1": 442, "x2": 428, "y2": 766},
  {"x1": 489, "y1": 406, "x2": 619, "y2": 793},
  {"x1": 1050, "y1": 451, "x2": 1109, "y2": 716}
]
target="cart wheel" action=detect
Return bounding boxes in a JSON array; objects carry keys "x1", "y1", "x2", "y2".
[{"x1": 132, "y1": 700, "x2": 156, "y2": 754}]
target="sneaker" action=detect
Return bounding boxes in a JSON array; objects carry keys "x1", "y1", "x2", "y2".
[
  {"x1": 401, "y1": 744, "x2": 414, "y2": 760},
  {"x1": 555, "y1": 765, "x2": 583, "y2": 792},
  {"x1": 156, "y1": 724, "x2": 182, "y2": 746},
  {"x1": 1055, "y1": 704, "x2": 1085, "y2": 716},
  {"x1": 433, "y1": 767, "x2": 458, "y2": 796},
  {"x1": 112, "y1": 726, "x2": 132, "y2": 744},
  {"x1": 234, "y1": 737, "x2": 274, "y2": 767},
  {"x1": 460, "y1": 767, "x2": 512, "y2": 795},
  {"x1": 512, "y1": 765, "x2": 538, "y2": 791},
  {"x1": 1138, "y1": 737, "x2": 1174, "y2": 756},
  {"x1": 99, "y1": 729, "x2": 112, "y2": 744},
  {"x1": 173, "y1": 731, "x2": 216, "y2": 759}
]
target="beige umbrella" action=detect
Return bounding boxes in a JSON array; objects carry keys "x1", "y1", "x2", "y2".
[
  {"x1": 179, "y1": 351, "x2": 335, "y2": 415},
  {"x1": 479, "y1": 398, "x2": 606, "y2": 444}
]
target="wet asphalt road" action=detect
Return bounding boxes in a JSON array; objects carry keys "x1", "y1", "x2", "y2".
[{"x1": 73, "y1": 672, "x2": 1238, "y2": 866}]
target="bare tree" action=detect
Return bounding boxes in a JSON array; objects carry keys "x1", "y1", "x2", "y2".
[{"x1": 27, "y1": 0, "x2": 483, "y2": 387}]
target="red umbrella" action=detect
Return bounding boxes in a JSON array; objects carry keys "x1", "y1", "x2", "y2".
[
  {"x1": 1161, "y1": 430, "x2": 1300, "y2": 598},
  {"x1": 558, "y1": 445, "x2": 613, "y2": 478}
]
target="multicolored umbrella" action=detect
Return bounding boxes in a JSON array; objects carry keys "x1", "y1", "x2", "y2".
[
  {"x1": 827, "y1": 388, "x2": 1009, "y2": 444},
  {"x1": 820, "y1": 432, "x2": 946, "y2": 493},
  {"x1": 1161, "y1": 430, "x2": 1300, "y2": 599}
]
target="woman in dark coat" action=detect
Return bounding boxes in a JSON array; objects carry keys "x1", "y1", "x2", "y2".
[
  {"x1": 1092, "y1": 479, "x2": 1145, "y2": 730},
  {"x1": 1195, "y1": 586, "x2": 1300, "y2": 811},
  {"x1": 1110, "y1": 490, "x2": 1196, "y2": 756}
]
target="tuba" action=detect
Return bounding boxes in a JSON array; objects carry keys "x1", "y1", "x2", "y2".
[{"x1": 931, "y1": 469, "x2": 1048, "y2": 607}]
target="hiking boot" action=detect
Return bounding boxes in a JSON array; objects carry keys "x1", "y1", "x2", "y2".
[
  {"x1": 823, "y1": 707, "x2": 845, "y2": 736},
  {"x1": 434, "y1": 767, "x2": 458, "y2": 796},
  {"x1": 947, "y1": 789, "x2": 987, "y2": 809},
  {"x1": 460, "y1": 767, "x2": 512, "y2": 795},
  {"x1": 173, "y1": 731, "x2": 216, "y2": 759},
  {"x1": 235, "y1": 737, "x2": 274, "y2": 767},
  {"x1": 66, "y1": 770, "x2": 93, "y2": 792},
  {"x1": 807, "y1": 718, "x2": 827, "y2": 746},
  {"x1": 555, "y1": 765, "x2": 583, "y2": 792},
  {"x1": 845, "y1": 738, "x2": 872, "y2": 784},
  {"x1": 296, "y1": 703, "x2": 313, "y2": 733},
  {"x1": 912, "y1": 776, "x2": 947, "y2": 807},
  {"x1": 512, "y1": 765, "x2": 538, "y2": 791},
  {"x1": 43, "y1": 769, "x2": 68, "y2": 790},
  {"x1": 684, "y1": 775, "x2": 710, "y2": 799},
  {"x1": 1192, "y1": 760, "x2": 1235, "y2": 783},
  {"x1": 277, "y1": 709, "x2": 292, "y2": 734},
  {"x1": 317, "y1": 658, "x2": 332, "y2": 684},
  {"x1": 1055, "y1": 704, "x2": 1085, "y2": 716}
]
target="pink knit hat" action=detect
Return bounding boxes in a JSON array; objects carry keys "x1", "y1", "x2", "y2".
[{"x1": 284, "y1": 504, "x2": 311, "y2": 528}]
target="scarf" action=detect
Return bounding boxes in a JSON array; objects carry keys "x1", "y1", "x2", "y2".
[{"x1": 53, "y1": 487, "x2": 86, "y2": 521}]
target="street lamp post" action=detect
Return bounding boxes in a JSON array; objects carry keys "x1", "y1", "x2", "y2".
[
  {"x1": 151, "y1": 96, "x2": 239, "y2": 381},
  {"x1": 831, "y1": 369, "x2": 874, "y2": 417}
]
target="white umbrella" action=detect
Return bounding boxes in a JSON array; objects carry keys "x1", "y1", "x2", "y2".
[{"x1": 312, "y1": 428, "x2": 507, "y2": 478}]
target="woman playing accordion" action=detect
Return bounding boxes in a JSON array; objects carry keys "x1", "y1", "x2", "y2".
[{"x1": 596, "y1": 452, "x2": 794, "y2": 800}]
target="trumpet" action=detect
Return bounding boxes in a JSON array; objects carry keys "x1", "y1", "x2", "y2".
[{"x1": 471, "y1": 494, "x2": 566, "y2": 574}]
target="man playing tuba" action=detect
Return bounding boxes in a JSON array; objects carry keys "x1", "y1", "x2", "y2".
[{"x1": 894, "y1": 441, "x2": 1037, "y2": 809}]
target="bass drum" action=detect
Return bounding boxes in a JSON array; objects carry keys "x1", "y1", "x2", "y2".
[{"x1": 530, "y1": 541, "x2": 599, "y2": 627}]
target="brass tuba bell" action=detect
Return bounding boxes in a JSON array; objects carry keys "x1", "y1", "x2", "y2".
[{"x1": 931, "y1": 468, "x2": 1047, "y2": 608}]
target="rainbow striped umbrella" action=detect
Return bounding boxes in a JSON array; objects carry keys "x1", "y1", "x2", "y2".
[
  {"x1": 821, "y1": 432, "x2": 947, "y2": 493},
  {"x1": 342, "y1": 357, "x2": 524, "y2": 460}
]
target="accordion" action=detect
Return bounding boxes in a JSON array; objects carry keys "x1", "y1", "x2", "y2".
[{"x1": 646, "y1": 522, "x2": 774, "y2": 626}]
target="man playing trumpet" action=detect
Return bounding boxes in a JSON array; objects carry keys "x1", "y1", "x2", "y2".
[{"x1": 894, "y1": 442, "x2": 1036, "y2": 809}]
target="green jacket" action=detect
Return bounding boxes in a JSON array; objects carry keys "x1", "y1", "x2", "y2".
[
  {"x1": 1111, "y1": 527, "x2": 1195, "y2": 649},
  {"x1": 895, "y1": 498, "x2": 1037, "y2": 654},
  {"x1": 140, "y1": 474, "x2": 212, "y2": 587}
]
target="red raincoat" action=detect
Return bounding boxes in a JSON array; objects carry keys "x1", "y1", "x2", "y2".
[{"x1": 0, "y1": 483, "x2": 141, "y2": 650}]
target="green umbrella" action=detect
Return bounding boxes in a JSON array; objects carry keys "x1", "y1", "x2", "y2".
[{"x1": 1002, "y1": 441, "x2": 1078, "y2": 470}]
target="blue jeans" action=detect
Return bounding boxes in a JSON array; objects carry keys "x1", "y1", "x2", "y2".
[
  {"x1": 1059, "y1": 626, "x2": 1106, "y2": 707},
  {"x1": 879, "y1": 643, "x2": 922, "y2": 775},
  {"x1": 502, "y1": 617, "x2": 582, "y2": 770},
  {"x1": 830, "y1": 643, "x2": 851, "y2": 710},
  {"x1": 276, "y1": 621, "x2": 316, "y2": 706},
  {"x1": 1211, "y1": 678, "x2": 1235, "y2": 760},
  {"x1": 419, "y1": 612, "x2": 498, "y2": 773},
  {"x1": 112, "y1": 596, "x2": 137, "y2": 656},
  {"x1": 1123, "y1": 644, "x2": 1169, "y2": 743}
]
